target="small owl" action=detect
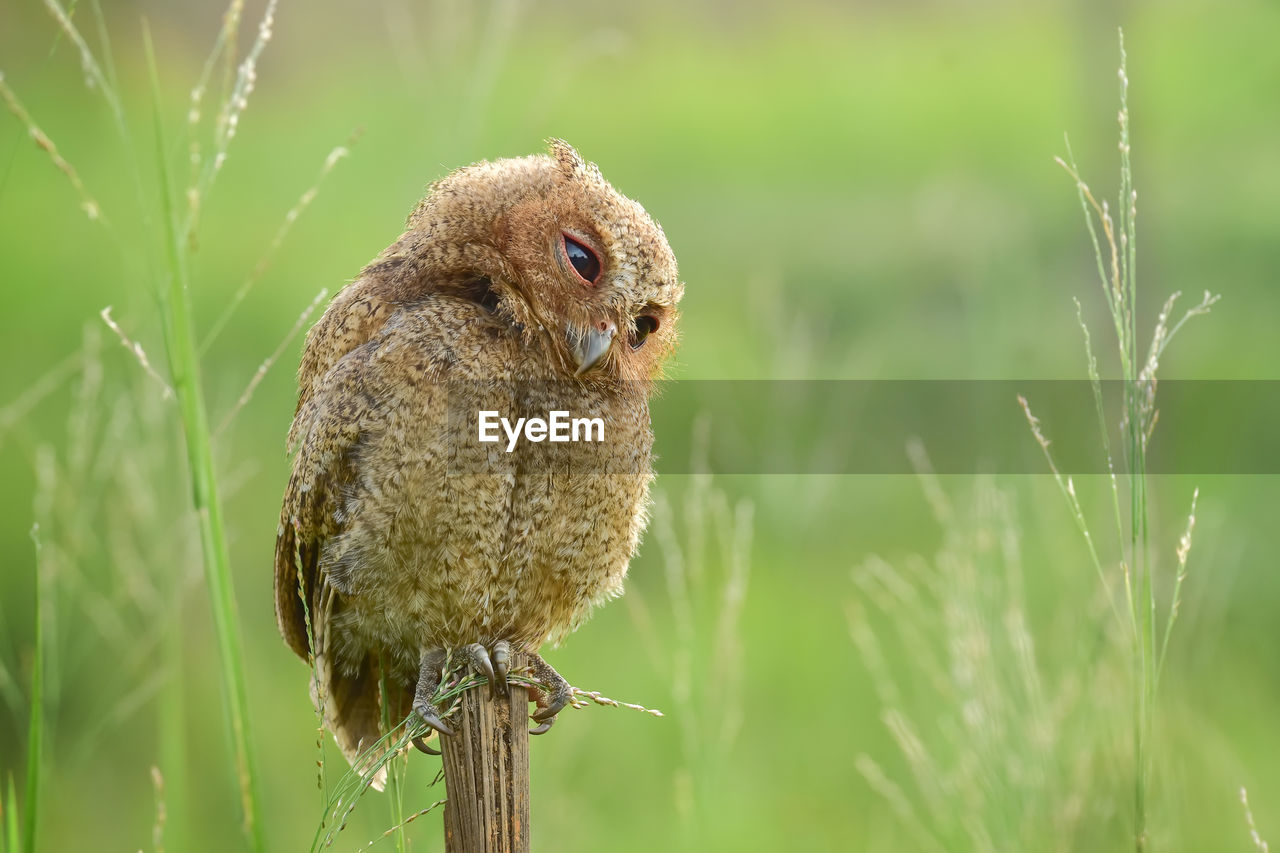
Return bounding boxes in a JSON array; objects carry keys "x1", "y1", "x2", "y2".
[{"x1": 274, "y1": 140, "x2": 682, "y2": 780}]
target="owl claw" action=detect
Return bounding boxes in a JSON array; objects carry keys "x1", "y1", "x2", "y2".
[
  {"x1": 413, "y1": 647, "x2": 455, "y2": 742},
  {"x1": 491, "y1": 640, "x2": 511, "y2": 699},
  {"x1": 460, "y1": 642, "x2": 511, "y2": 699},
  {"x1": 412, "y1": 735, "x2": 442, "y2": 755},
  {"x1": 412, "y1": 703, "x2": 454, "y2": 739},
  {"x1": 527, "y1": 652, "x2": 573, "y2": 729},
  {"x1": 415, "y1": 645, "x2": 570, "y2": 747}
]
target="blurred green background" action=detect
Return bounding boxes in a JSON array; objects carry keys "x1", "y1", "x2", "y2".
[{"x1": 1, "y1": 0, "x2": 1278, "y2": 850}]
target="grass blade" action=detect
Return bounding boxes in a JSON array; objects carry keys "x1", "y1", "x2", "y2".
[
  {"x1": 141, "y1": 22, "x2": 266, "y2": 853},
  {"x1": 5, "y1": 775, "x2": 19, "y2": 853},
  {"x1": 21, "y1": 526, "x2": 45, "y2": 853}
]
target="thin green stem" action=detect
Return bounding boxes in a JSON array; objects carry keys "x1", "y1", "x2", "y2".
[
  {"x1": 88, "y1": 0, "x2": 118, "y2": 94},
  {"x1": 142, "y1": 23, "x2": 265, "y2": 853},
  {"x1": 5, "y1": 776, "x2": 19, "y2": 852},
  {"x1": 1053, "y1": 31, "x2": 1214, "y2": 851},
  {"x1": 22, "y1": 528, "x2": 44, "y2": 853},
  {"x1": 40, "y1": 0, "x2": 124, "y2": 130},
  {"x1": 159, "y1": 601, "x2": 188, "y2": 853},
  {"x1": 1156, "y1": 489, "x2": 1198, "y2": 693},
  {"x1": 1018, "y1": 396, "x2": 1128, "y2": 634},
  {"x1": 378, "y1": 667, "x2": 409, "y2": 853}
]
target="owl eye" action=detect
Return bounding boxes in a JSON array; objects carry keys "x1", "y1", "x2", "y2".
[
  {"x1": 562, "y1": 234, "x2": 602, "y2": 286},
  {"x1": 631, "y1": 315, "x2": 659, "y2": 350}
]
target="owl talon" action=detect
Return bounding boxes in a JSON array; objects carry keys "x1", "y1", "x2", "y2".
[
  {"x1": 491, "y1": 640, "x2": 511, "y2": 699},
  {"x1": 460, "y1": 642, "x2": 511, "y2": 698},
  {"x1": 412, "y1": 702, "x2": 455, "y2": 739},
  {"x1": 412, "y1": 735, "x2": 442, "y2": 755},
  {"x1": 529, "y1": 718, "x2": 554, "y2": 736},
  {"x1": 527, "y1": 652, "x2": 573, "y2": 727},
  {"x1": 413, "y1": 647, "x2": 455, "y2": 739}
]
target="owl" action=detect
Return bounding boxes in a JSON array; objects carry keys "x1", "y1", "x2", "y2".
[{"x1": 274, "y1": 140, "x2": 682, "y2": 779}]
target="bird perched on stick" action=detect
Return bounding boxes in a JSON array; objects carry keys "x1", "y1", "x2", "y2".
[{"x1": 274, "y1": 140, "x2": 682, "y2": 781}]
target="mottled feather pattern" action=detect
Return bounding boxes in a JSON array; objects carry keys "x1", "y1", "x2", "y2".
[{"x1": 274, "y1": 140, "x2": 681, "y2": 774}]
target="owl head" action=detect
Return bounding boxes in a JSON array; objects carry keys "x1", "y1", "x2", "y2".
[{"x1": 407, "y1": 140, "x2": 684, "y2": 384}]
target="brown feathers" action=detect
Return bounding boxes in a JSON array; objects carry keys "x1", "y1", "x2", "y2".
[{"x1": 274, "y1": 141, "x2": 682, "y2": 774}]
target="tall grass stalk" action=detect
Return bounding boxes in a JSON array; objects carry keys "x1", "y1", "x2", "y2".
[
  {"x1": 7, "y1": 13, "x2": 270, "y2": 843},
  {"x1": 377, "y1": 670, "x2": 409, "y2": 853},
  {"x1": 21, "y1": 526, "x2": 45, "y2": 853},
  {"x1": 159, "y1": 602, "x2": 188, "y2": 853},
  {"x1": 11, "y1": 1, "x2": 310, "y2": 845},
  {"x1": 4, "y1": 776, "x2": 19, "y2": 852},
  {"x1": 141, "y1": 23, "x2": 266, "y2": 852},
  {"x1": 1022, "y1": 30, "x2": 1217, "y2": 850}
]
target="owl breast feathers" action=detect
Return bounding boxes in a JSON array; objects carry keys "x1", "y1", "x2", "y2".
[{"x1": 274, "y1": 140, "x2": 682, "y2": 771}]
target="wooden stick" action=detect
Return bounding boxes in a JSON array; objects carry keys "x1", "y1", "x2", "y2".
[{"x1": 440, "y1": 651, "x2": 531, "y2": 853}]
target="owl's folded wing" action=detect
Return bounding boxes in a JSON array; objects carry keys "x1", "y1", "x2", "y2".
[
  {"x1": 273, "y1": 315, "x2": 442, "y2": 787},
  {"x1": 274, "y1": 338, "x2": 388, "y2": 660}
]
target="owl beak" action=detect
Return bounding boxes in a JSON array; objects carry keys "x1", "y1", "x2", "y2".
[{"x1": 571, "y1": 321, "x2": 617, "y2": 376}]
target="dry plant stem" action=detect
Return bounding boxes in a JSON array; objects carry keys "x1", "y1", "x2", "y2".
[
  {"x1": 40, "y1": 0, "x2": 124, "y2": 124},
  {"x1": 1241, "y1": 787, "x2": 1271, "y2": 852},
  {"x1": 213, "y1": 287, "x2": 328, "y2": 438},
  {"x1": 149, "y1": 766, "x2": 167, "y2": 853},
  {"x1": 200, "y1": 140, "x2": 352, "y2": 353},
  {"x1": 441, "y1": 650, "x2": 531, "y2": 853},
  {"x1": 99, "y1": 307, "x2": 173, "y2": 399},
  {"x1": 0, "y1": 73, "x2": 104, "y2": 224}
]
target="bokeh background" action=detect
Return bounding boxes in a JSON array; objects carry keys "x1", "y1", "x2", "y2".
[{"x1": 1, "y1": 0, "x2": 1277, "y2": 850}]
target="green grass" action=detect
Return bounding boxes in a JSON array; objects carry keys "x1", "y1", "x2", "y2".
[
  {"x1": 142, "y1": 20, "x2": 266, "y2": 851},
  {"x1": 4, "y1": 776, "x2": 19, "y2": 853},
  {"x1": 17, "y1": 526, "x2": 43, "y2": 853},
  {"x1": 1, "y1": 2, "x2": 1278, "y2": 851},
  {"x1": 852, "y1": 466, "x2": 1122, "y2": 851},
  {"x1": 0, "y1": 2, "x2": 283, "y2": 849},
  {"x1": 1019, "y1": 32, "x2": 1216, "y2": 851}
]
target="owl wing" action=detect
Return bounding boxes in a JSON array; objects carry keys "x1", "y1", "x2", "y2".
[
  {"x1": 274, "y1": 328, "x2": 414, "y2": 787},
  {"x1": 275, "y1": 260, "x2": 411, "y2": 654},
  {"x1": 276, "y1": 297, "x2": 463, "y2": 654},
  {"x1": 274, "y1": 335, "x2": 386, "y2": 660},
  {"x1": 275, "y1": 295, "x2": 483, "y2": 780}
]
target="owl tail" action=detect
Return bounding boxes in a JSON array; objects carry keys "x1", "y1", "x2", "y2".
[{"x1": 311, "y1": 595, "x2": 412, "y2": 791}]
